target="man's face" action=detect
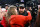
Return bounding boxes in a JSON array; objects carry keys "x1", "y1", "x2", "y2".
[
  {"x1": 5, "y1": 6, "x2": 8, "y2": 9},
  {"x1": 19, "y1": 7, "x2": 25, "y2": 13}
]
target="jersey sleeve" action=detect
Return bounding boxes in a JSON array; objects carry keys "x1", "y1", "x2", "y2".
[{"x1": 25, "y1": 12, "x2": 32, "y2": 22}]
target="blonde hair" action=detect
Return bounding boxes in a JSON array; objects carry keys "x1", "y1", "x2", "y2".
[
  {"x1": 5, "y1": 5, "x2": 18, "y2": 25},
  {"x1": 6, "y1": 5, "x2": 18, "y2": 17}
]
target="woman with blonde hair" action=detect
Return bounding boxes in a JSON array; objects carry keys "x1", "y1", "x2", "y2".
[{"x1": 6, "y1": 5, "x2": 32, "y2": 27}]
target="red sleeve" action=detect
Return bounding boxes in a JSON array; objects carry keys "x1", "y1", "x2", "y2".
[{"x1": 25, "y1": 12, "x2": 32, "y2": 22}]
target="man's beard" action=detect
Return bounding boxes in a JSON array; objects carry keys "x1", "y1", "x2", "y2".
[
  {"x1": 20, "y1": 11, "x2": 23, "y2": 13},
  {"x1": 19, "y1": 11, "x2": 24, "y2": 15}
]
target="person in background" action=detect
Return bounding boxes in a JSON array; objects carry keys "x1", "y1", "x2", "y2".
[
  {"x1": 5, "y1": 4, "x2": 9, "y2": 11},
  {"x1": 34, "y1": 7, "x2": 38, "y2": 16},
  {"x1": 25, "y1": 7, "x2": 28, "y2": 11},
  {"x1": 26, "y1": 7, "x2": 30, "y2": 12},
  {"x1": 29, "y1": 7, "x2": 32, "y2": 13},
  {"x1": 33, "y1": 5, "x2": 40, "y2": 27},
  {"x1": 5, "y1": 5, "x2": 32, "y2": 27}
]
